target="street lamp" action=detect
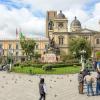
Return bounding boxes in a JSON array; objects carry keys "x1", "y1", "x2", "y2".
[
  {"x1": 8, "y1": 49, "x2": 14, "y2": 71},
  {"x1": 80, "y1": 50, "x2": 86, "y2": 71}
]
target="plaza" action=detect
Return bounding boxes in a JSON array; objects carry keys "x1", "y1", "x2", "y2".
[{"x1": 0, "y1": 71, "x2": 99, "y2": 100}]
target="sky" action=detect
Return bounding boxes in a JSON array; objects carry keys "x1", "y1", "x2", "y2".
[{"x1": 0, "y1": 0, "x2": 100, "y2": 39}]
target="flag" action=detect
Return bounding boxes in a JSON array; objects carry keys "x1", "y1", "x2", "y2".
[
  {"x1": 16, "y1": 28, "x2": 18, "y2": 39},
  {"x1": 19, "y1": 32, "x2": 25, "y2": 40}
]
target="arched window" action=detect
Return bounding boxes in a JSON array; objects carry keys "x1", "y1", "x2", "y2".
[
  {"x1": 16, "y1": 44, "x2": 19, "y2": 49},
  {"x1": 58, "y1": 36, "x2": 64, "y2": 45},
  {"x1": 96, "y1": 38, "x2": 99, "y2": 44},
  {"x1": 35, "y1": 44, "x2": 38, "y2": 49}
]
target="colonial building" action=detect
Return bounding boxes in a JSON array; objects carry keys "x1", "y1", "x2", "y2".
[
  {"x1": 0, "y1": 36, "x2": 49, "y2": 62},
  {"x1": 46, "y1": 10, "x2": 100, "y2": 57},
  {"x1": 0, "y1": 10, "x2": 100, "y2": 63}
]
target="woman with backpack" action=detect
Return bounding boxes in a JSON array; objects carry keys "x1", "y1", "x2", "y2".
[
  {"x1": 78, "y1": 71, "x2": 84, "y2": 94},
  {"x1": 39, "y1": 78, "x2": 47, "y2": 100}
]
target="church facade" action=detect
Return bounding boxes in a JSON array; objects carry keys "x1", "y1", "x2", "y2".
[
  {"x1": 0, "y1": 10, "x2": 100, "y2": 63},
  {"x1": 46, "y1": 10, "x2": 100, "y2": 58}
]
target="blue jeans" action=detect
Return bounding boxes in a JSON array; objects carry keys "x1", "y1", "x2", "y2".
[
  {"x1": 87, "y1": 82, "x2": 94, "y2": 95},
  {"x1": 96, "y1": 80, "x2": 100, "y2": 95}
]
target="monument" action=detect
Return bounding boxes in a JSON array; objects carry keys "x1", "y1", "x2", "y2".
[{"x1": 41, "y1": 37, "x2": 60, "y2": 63}]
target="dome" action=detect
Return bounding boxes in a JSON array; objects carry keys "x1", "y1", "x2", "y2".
[
  {"x1": 71, "y1": 16, "x2": 81, "y2": 27},
  {"x1": 57, "y1": 10, "x2": 65, "y2": 19},
  {"x1": 70, "y1": 16, "x2": 81, "y2": 32}
]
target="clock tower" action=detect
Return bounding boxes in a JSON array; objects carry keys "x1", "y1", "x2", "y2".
[{"x1": 54, "y1": 10, "x2": 68, "y2": 33}]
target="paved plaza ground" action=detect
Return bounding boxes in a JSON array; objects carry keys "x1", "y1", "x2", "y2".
[{"x1": 0, "y1": 71, "x2": 99, "y2": 100}]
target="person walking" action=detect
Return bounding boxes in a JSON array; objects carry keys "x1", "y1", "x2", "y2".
[
  {"x1": 39, "y1": 78, "x2": 47, "y2": 100},
  {"x1": 84, "y1": 72, "x2": 94, "y2": 96},
  {"x1": 96, "y1": 72, "x2": 100, "y2": 95},
  {"x1": 78, "y1": 71, "x2": 84, "y2": 94}
]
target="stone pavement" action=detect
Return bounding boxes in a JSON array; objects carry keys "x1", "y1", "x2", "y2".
[{"x1": 0, "y1": 71, "x2": 99, "y2": 100}]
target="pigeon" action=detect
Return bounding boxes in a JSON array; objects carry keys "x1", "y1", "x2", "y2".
[
  {"x1": 1, "y1": 86, "x2": 4, "y2": 88},
  {"x1": 70, "y1": 79, "x2": 72, "y2": 82},
  {"x1": 29, "y1": 80, "x2": 33, "y2": 83},
  {"x1": 50, "y1": 86, "x2": 52, "y2": 88},
  {"x1": 54, "y1": 94, "x2": 57, "y2": 97}
]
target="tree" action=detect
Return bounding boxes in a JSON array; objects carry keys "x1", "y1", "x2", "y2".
[
  {"x1": 34, "y1": 52, "x2": 41, "y2": 63},
  {"x1": 69, "y1": 37, "x2": 91, "y2": 60},
  {"x1": 20, "y1": 39, "x2": 36, "y2": 61}
]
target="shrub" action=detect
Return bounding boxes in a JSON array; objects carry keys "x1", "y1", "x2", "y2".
[
  {"x1": 14, "y1": 62, "x2": 20, "y2": 67},
  {"x1": 31, "y1": 64, "x2": 43, "y2": 68},
  {"x1": 52, "y1": 63, "x2": 80, "y2": 68},
  {"x1": 42, "y1": 64, "x2": 53, "y2": 71}
]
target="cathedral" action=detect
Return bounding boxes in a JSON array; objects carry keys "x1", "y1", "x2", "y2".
[{"x1": 46, "y1": 10, "x2": 100, "y2": 58}]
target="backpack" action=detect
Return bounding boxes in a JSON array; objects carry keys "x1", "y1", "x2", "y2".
[{"x1": 78, "y1": 74, "x2": 83, "y2": 83}]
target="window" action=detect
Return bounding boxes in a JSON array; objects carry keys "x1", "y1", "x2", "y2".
[
  {"x1": 0, "y1": 44, "x2": 3, "y2": 56},
  {"x1": 0, "y1": 44, "x2": 2, "y2": 48},
  {"x1": 58, "y1": 22, "x2": 63, "y2": 28},
  {"x1": 16, "y1": 52, "x2": 18, "y2": 56},
  {"x1": 96, "y1": 38, "x2": 100, "y2": 44},
  {"x1": 35, "y1": 44, "x2": 38, "y2": 49},
  {"x1": 84, "y1": 36, "x2": 88, "y2": 40},
  {"x1": 16, "y1": 44, "x2": 19, "y2": 49},
  {"x1": 58, "y1": 36, "x2": 64, "y2": 45},
  {"x1": 45, "y1": 44, "x2": 48, "y2": 49},
  {"x1": 9, "y1": 44, "x2": 12, "y2": 49}
]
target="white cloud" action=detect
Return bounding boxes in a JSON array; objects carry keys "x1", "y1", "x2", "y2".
[
  {"x1": 0, "y1": 0, "x2": 100, "y2": 39},
  {"x1": 84, "y1": 2, "x2": 100, "y2": 31},
  {"x1": 0, "y1": 4, "x2": 45, "y2": 38}
]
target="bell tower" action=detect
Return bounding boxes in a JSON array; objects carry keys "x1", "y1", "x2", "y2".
[{"x1": 46, "y1": 11, "x2": 57, "y2": 38}]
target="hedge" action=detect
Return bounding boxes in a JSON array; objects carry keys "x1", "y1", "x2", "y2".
[{"x1": 14, "y1": 62, "x2": 80, "y2": 68}]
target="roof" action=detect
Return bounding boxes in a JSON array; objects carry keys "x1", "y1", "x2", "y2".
[
  {"x1": 57, "y1": 10, "x2": 66, "y2": 19},
  {"x1": 71, "y1": 16, "x2": 81, "y2": 27},
  {"x1": 80, "y1": 28, "x2": 100, "y2": 33}
]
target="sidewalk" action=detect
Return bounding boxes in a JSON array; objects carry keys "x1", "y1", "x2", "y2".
[{"x1": 0, "y1": 71, "x2": 99, "y2": 100}]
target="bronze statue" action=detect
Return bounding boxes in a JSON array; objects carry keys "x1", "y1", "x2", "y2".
[
  {"x1": 48, "y1": 20, "x2": 54, "y2": 30},
  {"x1": 50, "y1": 37, "x2": 55, "y2": 48}
]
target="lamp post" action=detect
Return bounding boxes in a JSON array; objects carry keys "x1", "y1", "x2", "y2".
[
  {"x1": 80, "y1": 50, "x2": 86, "y2": 71},
  {"x1": 8, "y1": 49, "x2": 14, "y2": 71}
]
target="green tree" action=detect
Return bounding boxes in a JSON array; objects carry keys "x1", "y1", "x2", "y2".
[
  {"x1": 34, "y1": 52, "x2": 41, "y2": 63},
  {"x1": 20, "y1": 39, "x2": 36, "y2": 61},
  {"x1": 69, "y1": 37, "x2": 91, "y2": 60}
]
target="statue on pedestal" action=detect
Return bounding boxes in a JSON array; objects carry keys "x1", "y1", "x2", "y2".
[
  {"x1": 41, "y1": 36, "x2": 60, "y2": 63},
  {"x1": 48, "y1": 20, "x2": 54, "y2": 30},
  {"x1": 46, "y1": 36, "x2": 60, "y2": 55}
]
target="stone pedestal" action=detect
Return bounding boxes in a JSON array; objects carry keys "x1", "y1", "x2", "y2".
[{"x1": 41, "y1": 53, "x2": 57, "y2": 63}]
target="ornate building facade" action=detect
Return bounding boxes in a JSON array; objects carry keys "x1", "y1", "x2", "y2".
[
  {"x1": 0, "y1": 37, "x2": 48, "y2": 62},
  {"x1": 46, "y1": 10, "x2": 100, "y2": 58},
  {"x1": 0, "y1": 10, "x2": 100, "y2": 63}
]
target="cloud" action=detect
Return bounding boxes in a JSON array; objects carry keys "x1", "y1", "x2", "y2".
[
  {"x1": 0, "y1": 0, "x2": 100, "y2": 39},
  {"x1": 84, "y1": 2, "x2": 100, "y2": 31},
  {"x1": 0, "y1": 4, "x2": 45, "y2": 38}
]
